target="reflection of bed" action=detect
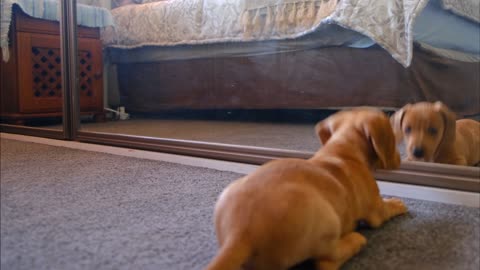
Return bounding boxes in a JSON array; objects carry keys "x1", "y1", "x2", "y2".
[{"x1": 103, "y1": 0, "x2": 480, "y2": 116}]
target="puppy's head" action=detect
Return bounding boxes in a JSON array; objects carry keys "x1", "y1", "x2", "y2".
[
  {"x1": 315, "y1": 108, "x2": 401, "y2": 170},
  {"x1": 390, "y1": 102, "x2": 456, "y2": 162}
]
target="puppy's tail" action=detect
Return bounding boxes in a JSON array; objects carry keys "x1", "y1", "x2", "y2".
[{"x1": 204, "y1": 238, "x2": 251, "y2": 270}]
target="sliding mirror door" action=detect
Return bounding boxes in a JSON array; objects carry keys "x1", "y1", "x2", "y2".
[
  {"x1": 72, "y1": 0, "x2": 478, "y2": 189},
  {"x1": 77, "y1": 0, "x2": 343, "y2": 154},
  {"x1": 0, "y1": 1, "x2": 71, "y2": 138}
]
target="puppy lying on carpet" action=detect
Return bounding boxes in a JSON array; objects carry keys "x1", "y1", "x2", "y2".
[
  {"x1": 391, "y1": 101, "x2": 480, "y2": 166},
  {"x1": 205, "y1": 108, "x2": 407, "y2": 270}
]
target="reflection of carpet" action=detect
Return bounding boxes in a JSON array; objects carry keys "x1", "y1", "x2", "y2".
[
  {"x1": 79, "y1": 118, "x2": 409, "y2": 158},
  {"x1": 81, "y1": 118, "x2": 321, "y2": 151},
  {"x1": 2, "y1": 139, "x2": 478, "y2": 270}
]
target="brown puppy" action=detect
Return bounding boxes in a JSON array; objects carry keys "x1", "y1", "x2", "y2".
[
  {"x1": 205, "y1": 108, "x2": 407, "y2": 270},
  {"x1": 391, "y1": 101, "x2": 480, "y2": 166}
]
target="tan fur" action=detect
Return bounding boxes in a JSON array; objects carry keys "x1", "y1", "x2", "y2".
[
  {"x1": 204, "y1": 108, "x2": 407, "y2": 270},
  {"x1": 391, "y1": 101, "x2": 480, "y2": 166}
]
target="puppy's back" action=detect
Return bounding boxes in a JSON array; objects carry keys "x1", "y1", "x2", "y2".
[{"x1": 456, "y1": 119, "x2": 480, "y2": 165}]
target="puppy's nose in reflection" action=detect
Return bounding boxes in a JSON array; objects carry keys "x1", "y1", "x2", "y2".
[{"x1": 412, "y1": 147, "x2": 425, "y2": 158}]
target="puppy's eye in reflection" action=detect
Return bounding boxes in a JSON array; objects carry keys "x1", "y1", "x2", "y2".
[
  {"x1": 428, "y1": 127, "x2": 438, "y2": 136},
  {"x1": 404, "y1": 126, "x2": 411, "y2": 135}
]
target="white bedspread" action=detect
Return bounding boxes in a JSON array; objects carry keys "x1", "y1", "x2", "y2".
[{"x1": 102, "y1": 0, "x2": 430, "y2": 67}]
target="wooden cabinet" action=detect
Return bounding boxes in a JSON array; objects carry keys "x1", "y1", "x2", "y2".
[{"x1": 0, "y1": 8, "x2": 104, "y2": 124}]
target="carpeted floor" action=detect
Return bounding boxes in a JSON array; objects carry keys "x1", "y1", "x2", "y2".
[{"x1": 1, "y1": 139, "x2": 479, "y2": 270}]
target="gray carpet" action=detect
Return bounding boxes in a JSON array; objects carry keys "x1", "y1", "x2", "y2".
[{"x1": 1, "y1": 139, "x2": 479, "y2": 270}]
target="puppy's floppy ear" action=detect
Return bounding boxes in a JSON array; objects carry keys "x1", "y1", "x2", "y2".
[
  {"x1": 433, "y1": 101, "x2": 457, "y2": 149},
  {"x1": 390, "y1": 104, "x2": 410, "y2": 144},
  {"x1": 364, "y1": 116, "x2": 401, "y2": 170},
  {"x1": 315, "y1": 120, "x2": 333, "y2": 146}
]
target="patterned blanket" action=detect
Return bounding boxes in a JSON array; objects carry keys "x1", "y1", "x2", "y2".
[
  {"x1": 442, "y1": 0, "x2": 480, "y2": 23},
  {"x1": 103, "y1": 0, "x2": 431, "y2": 67}
]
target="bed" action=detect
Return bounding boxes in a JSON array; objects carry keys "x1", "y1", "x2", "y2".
[{"x1": 103, "y1": 0, "x2": 480, "y2": 116}]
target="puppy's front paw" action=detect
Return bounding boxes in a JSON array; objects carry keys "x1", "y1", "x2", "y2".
[
  {"x1": 348, "y1": 232, "x2": 368, "y2": 251},
  {"x1": 384, "y1": 197, "x2": 408, "y2": 215}
]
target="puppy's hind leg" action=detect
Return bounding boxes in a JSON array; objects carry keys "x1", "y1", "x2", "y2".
[
  {"x1": 314, "y1": 232, "x2": 367, "y2": 270},
  {"x1": 366, "y1": 197, "x2": 407, "y2": 228}
]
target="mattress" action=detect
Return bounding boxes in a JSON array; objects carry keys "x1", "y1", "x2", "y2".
[{"x1": 106, "y1": 23, "x2": 369, "y2": 64}]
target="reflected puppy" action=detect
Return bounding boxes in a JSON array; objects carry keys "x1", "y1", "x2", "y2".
[
  {"x1": 205, "y1": 108, "x2": 406, "y2": 270},
  {"x1": 391, "y1": 101, "x2": 480, "y2": 166}
]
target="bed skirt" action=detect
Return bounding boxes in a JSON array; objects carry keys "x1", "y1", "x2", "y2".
[{"x1": 114, "y1": 45, "x2": 479, "y2": 117}]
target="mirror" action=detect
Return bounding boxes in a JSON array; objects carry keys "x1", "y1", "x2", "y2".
[
  {"x1": 74, "y1": 0, "x2": 478, "y2": 168},
  {"x1": 0, "y1": 4, "x2": 66, "y2": 135}
]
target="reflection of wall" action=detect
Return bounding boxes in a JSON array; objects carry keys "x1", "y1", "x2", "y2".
[{"x1": 78, "y1": 0, "x2": 112, "y2": 10}]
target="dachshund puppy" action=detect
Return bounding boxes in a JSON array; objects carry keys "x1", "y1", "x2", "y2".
[
  {"x1": 391, "y1": 101, "x2": 480, "y2": 166},
  {"x1": 205, "y1": 108, "x2": 406, "y2": 270}
]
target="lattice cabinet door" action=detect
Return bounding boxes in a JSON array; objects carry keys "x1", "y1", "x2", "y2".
[{"x1": 16, "y1": 32, "x2": 103, "y2": 113}]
